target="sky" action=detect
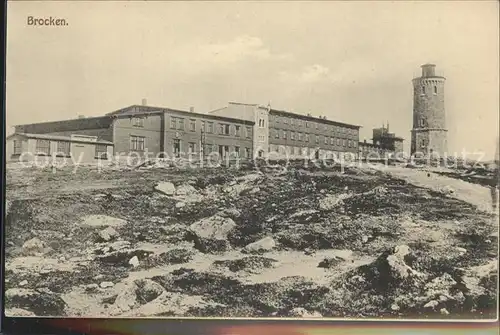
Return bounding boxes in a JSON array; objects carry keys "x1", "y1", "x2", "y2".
[{"x1": 6, "y1": 1, "x2": 499, "y2": 159}]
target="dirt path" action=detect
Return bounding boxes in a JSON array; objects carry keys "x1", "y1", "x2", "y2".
[{"x1": 368, "y1": 164, "x2": 496, "y2": 214}]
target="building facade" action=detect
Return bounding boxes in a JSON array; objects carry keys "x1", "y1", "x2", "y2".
[
  {"x1": 209, "y1": 102, "x2": 270, "y2": 158},
  {"x1": 6, "y1": 133, "x2": 113, "y2": 164},
  {"x1": 210, "y1": 102, "x2": 361, "y2": 160},
  {"x1": 267, "y1": 109, "x2": 360, "y2": 160},
  {"x1": 107, "y1": 105, "x2": 254, "y2": 161},
  {"x1": 358, "y1": 125, "x2": 405, "y2": 160},
  {"x1": 411, "y1": 64, "x2": 448, "y2": 157},
  {"x1": 9, "y1": 103, "x2": 254, "y2": 163}
]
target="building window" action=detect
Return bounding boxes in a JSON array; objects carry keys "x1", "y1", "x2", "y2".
[
  {"x1": 434, "y1": 86, "x2": 438, "y2": 94},
  {"x1": 419, "y1": 119, "x2": 426, "y2": 127},
  {"x1": 315, "y1": 123, "x2": 319, "y2": 129},
  {"x1": 234, "y1": 146, "x2": 240, "y2": 157},
  {"x1": 305, "y1": 121, "x2": 309, "y2": 128},
  {"x1": 207, "y1": 122, "x2": 214, "y2": 133},
  {"x1": 275, "y1": 129, "x2": 279, "y2": 138},
  {"x1": 219, "y1": 123, "x2": 230, "y2": 135},
  {"x1": 284, "y1": 118, "x2": 288, "y2": 124},
  {"x1": 95, "y1": 144, "x2": 108, "y2": 159},
  {"x1": 290, "y1": 119, "x2": 294, "y2": 125},
  {"x1": 298, "y1": 133, "x2": 303, "y2": 141},
  {"x1": 13, "y1": 140, "x2": 22, "y2": 155},
  {"x1": 245, "y1": 147, "x2": 251, "y2": 158},
  {"x1": 336, "y1": 138, "x2": 341, "y2": 146},
  {"x1": 420, "y1": 140, "x2": 426, "y2": 148},
  {"x1": 189, "y1": 119, "x2": 196, "y2": 132},
  {"x1": 36, "y1": 139, "x2": 51, "y2": 155},
  {"x1": 315, "y1": 135, "x2": 319, "y2": 144},
  {"x1": 291, "y1": 132, "x2": 295, "y2": 140},
  {"x1": 324, "y1": 137, "x2": 328, "y2": 144},
  {"x1": 283, "y1": 130, "x2": 287, "y2": 139},
  {"x1": 235, "y1": 125, "x2": 241, "y2": 137},
  {"x1": 259, "y1": 118, "x2": 265, "y2": 128},
  {"x1": 246, "y1": 126, "x2": 252, "y2": 138},
  {"x1": 422, "y1": 86, "x2": 426, "y2": 94},
  {"x1": 188, "y1": 142, "x2": 196, "y2": 153},
  {"x1": 343, "y1": 139, "x2": 347, "y2": 147},
  {"x1": 330, "y1": 137, "x2": 334, "y2": 145},
  {"x1": 56, "y1": 141, "x2": 70, "y2": 156},
  {"x1": 130, "y1": 135, "x2": 145, "y2": 151},
  {"x1": 258, "y1": 135, "x2": 265, "y2": 142},
  {"x1": 348, "y1": 140, "x2": 351, "y2": 147},
  {"x1": 201, "y1": 121, "x2": 206, "y2": 132},
  {"x1": 170, "y1": 117, "x2": 185, "y2": 130},
  {"x1": 305, "y1": 134, "x2": 309, "y2": 142},
  {"x1": 132, "y1": 117, "x2": 144, "y2": 127}
]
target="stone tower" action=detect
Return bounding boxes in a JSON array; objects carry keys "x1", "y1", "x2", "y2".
[{"x1": 410, "y1": 64, "x2": 447, "y2": 157}]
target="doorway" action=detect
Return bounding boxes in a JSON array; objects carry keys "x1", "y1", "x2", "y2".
[{"x1": 173, "y1": 139, "x2": 181, "y2": 158}]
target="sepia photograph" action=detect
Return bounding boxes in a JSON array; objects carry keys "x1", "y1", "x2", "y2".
[{"x1": 3, "y1": 0, "x2": 499, "y2": 319}]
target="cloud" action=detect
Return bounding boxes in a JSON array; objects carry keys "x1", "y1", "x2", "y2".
[
  {"x1": 279, "y1": 64, "x2": 334, "y2": 84},
  {"x1": 170, "y1": 35, "x2": 293, "y2": 75}
]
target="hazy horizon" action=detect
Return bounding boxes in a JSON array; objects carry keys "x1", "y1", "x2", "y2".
[{"x1": 6, "y1": 1, "x2": 499, "y2": 159}]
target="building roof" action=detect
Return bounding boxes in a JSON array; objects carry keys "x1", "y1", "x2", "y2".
[
  {"x1": 107, "y1": 105, "x2": 255, "y2": 125},
  {"x1": 372, "y1": 135, "x2": 405, "y2": 141},
  {"x1": 269, "y1": 108, "x2": 361, "y2": 129},
  {"x1": 7, "y1": 133, "x2": 113, "y2": 145},
  {"x1": 14, "y1": 115, "x2": 114, "y2": 133},
  {"x1": 228, "y1": 102, "x2": 259, "y2": 106}
]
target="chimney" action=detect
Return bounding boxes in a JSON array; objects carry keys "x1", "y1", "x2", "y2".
[
  {"x1": 189, "y1": 107, "x2": 195, "y2": 113},
  {"x1": 141, "y1": 98, "x2": 147, "y2": 106},
  {"x1": 78, "y1": 115, "x2": 86, "y2": 119},
  {"x1": 421, "y1": 64, "x2": 436, "y2": 77}
]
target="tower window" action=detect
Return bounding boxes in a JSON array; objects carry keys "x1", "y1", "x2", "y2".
[
  {"x1": 434, "y1": 86, "x2": 437, "y2": 94},
  {"x1": 422, "y1": 86, "x2": 426, "y2": 94},
  {"x1": 419, "y1": 119, "x2": 425, "y2": 127}
]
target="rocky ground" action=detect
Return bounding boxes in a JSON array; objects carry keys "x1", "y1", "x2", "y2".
[{"x1": 4, "y1": 160, "x2": 498, "y2": 319}]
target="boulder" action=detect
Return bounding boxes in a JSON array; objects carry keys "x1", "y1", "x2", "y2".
[
  {"x1": 188, "y1": 215, "x2": 236, "y2": 253},
  {"x1": 111, "y1": 279, "x2": 165, "y2": 315},
  {"x1": 319, "y1": 193, "x2": 351, "y2": 211},
  {"x1": 100, "y1": 281, "x2": 114, "y2": 289},
  {"x1": 219, "y1": 208, "x2": 242, "y2": 219},
  {"x1": 129, "y1": 256, "x2": 140, "y2": 268},
  {"x1": 175, "y1": 184, "x2": 197, "y2": 197},
  {"x1": 243, "y1": 236, "x2": 276, "y2": 254},
  {"x1": 155, "y1": 182, "x2": 176, "y2": 196},
  {"x1": 97, "y1": 227, "x2": 119, "y2": 242},
  {"x1": 22, "y1": 237, "x2": 46, "y2": 256},
  {"x1": 353, "y1": 245, "x2": 425, "y2": 292},
  {"x1": 5, "y1": 288, "x2": 67, "y2": 316}
]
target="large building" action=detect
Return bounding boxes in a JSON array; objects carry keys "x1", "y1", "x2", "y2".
[
  {"x1": 358, "y1": 124, "x2": 404, "y2": 160},
  {"x1": 411, "y1": 64, "x2": 448, "y2": 157},
  {"x1": 209, "y1": 102, "x2": 361, "y2": 160},
  {"x1": 7, "y1": 102, "x2": 254, "y2": 163}
]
